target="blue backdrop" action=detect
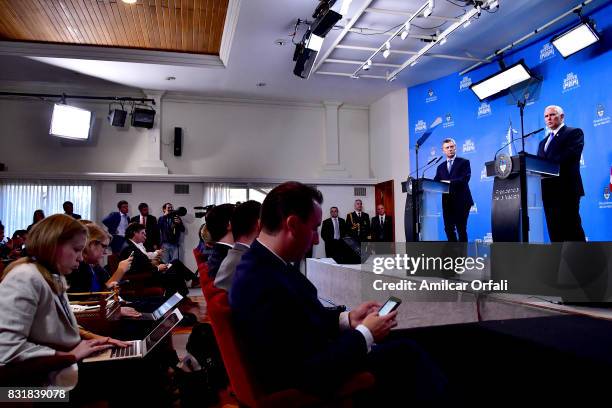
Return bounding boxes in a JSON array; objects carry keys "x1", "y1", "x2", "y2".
[{"x1": 407, "y1": 3, "x2": 612, "y2": 242}]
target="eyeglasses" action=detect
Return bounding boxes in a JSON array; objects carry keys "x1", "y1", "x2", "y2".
[{"x1": 93, "y1": 240, "x2": 112, "y2": 254}]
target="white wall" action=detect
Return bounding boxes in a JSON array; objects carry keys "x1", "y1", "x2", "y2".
[
  {"x1": 0, "y1": 97, "x2": 370, "y2": 179},
  {"x1": 369, "y1": 89, "x2": 410, "y2": 241}
]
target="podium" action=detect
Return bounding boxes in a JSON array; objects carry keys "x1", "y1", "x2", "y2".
[
  {"x1": 485, "y1": 152, "x2": 559, "y2": 242},
  {"x1": 402, "y1": 177, "x2": 449, "y2": 241}
]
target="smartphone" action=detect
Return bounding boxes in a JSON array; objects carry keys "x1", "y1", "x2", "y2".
[
  {"x1": 129, "y1": 251, "x2": 134, "y2": 257},
  {"x1": 378, "y1": 296, "x2": 402, "y2": 316}
]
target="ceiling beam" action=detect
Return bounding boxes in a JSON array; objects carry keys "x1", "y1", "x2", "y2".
[
  {"x1": 336, "y1": 44, "x2": 487, "y2": 62},
  {"x1": 346, "y1": 27, "x2": 435, "y2": 41},
  {"x1": 326, "y1": 58, "x2": 401, "y2": 67},
  {"x1": 365, "y1": 7, "x2": 460, "y2": 22}
]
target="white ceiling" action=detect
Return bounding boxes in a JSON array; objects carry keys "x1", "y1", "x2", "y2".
[{"x1": 0, "y1": 0, "x2": 605, "y2": 105}]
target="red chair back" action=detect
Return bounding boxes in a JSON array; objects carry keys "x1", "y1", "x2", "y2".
[{"x1": 206, "y1": 288, "x2": 261, "y2": 407}]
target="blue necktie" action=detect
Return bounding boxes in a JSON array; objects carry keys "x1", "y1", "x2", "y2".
[
  {"x1": 447, "y1": 159, "x2": 453, "y2": 173},
  {"x1": 544, "y1": 132, "x2": 554, "y2": 153}
]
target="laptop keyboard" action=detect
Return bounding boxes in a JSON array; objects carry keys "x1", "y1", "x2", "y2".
[{"x1": 111, "y1": 342, "x2": 138, "y2": 358}]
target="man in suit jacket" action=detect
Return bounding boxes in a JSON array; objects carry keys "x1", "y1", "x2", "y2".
[
  {"x1": 120, "y1": 223, "x2": 191, "y2": 296},
  {"x1": 214, "y1": 200, "x2": 261, "y2": 292},
  {"x1": 230, "y1": 182, "x2": 445, "y2": 403},
  {"x1": 320, "y1": 206, "x2": 347, "y2": 259},
  {"x1": 63, "y1": 201, "x2": 81, "y2": 220},
  {"x1": 102, "y1": 200, "x2": 130, "y2": 254},
  {"x1": 434, "y1": 138, "x2": 473, "y2": 242},
  {"x1": 205, "y1": 203, "x2": 236, "y2": 279},
  {"x1": 346, "y1": 199, "x2": 370, "y2": 243},
  {"x1": 131, "y1": 202, "x2": 160, "y2": 251},
  {"x1": 537, "y1": 105, "x2": 585, "y2": 242},
  {"x1": 371, "y1": 204, "x2": 393, "y2": 242}
]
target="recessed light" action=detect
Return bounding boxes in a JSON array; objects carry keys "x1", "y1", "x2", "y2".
[
  {"x1": 274, "y1": 38, "x2": 287, "y2": 46},
  {"x1": 166, "y1": 76, "x2": 176, "y2": 81},
  {"x1": 256, "y1": 82, "x2": 266, "y2": 87},
  {"x1": 122, "y1": 0, "x2": 137, "y2": 4}
]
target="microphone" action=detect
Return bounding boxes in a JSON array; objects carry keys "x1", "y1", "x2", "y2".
[
  {"x1": 494, "y1": 128, "x2": 544, "y2": 158},
  {"x1": 409, "y1": 156, "x2": 442, "y2": 177},
  {"x1": 421, "y1": 156, "x2": 443, "y2": 179}
]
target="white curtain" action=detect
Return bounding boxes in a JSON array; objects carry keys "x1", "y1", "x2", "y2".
[
  {"x1": 0, "y1": 180, "x2": 93, "y2": 236},
  {"x1": 202, "y1": 183, "x2": 232, "y2": 206}
]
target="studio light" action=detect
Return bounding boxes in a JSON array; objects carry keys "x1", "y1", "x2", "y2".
[
  {"x1": 423, "y1": 0, "x2": 434, "y2": 17},
  {"x1": 400, "y1": 23, "x2": 411, "y2": 40},
  {"x1": 382, "y1": 42, "x2": 391, "y2": 58},
  {"x1": 363, "y1": 59, "x2": 372, "y2": 70},
  {"x1": 131, "y1": 106, "x2": 156, "y2": 129},
  {"x1": 551, "y1": 21, "x2": 599, "y2": 58},
  {"x1": 463, "y1": 19, "x2": 471, "y2": 28},
  {"x1": 108, "y1": 103, "x2": 127, "y2": 127},
  {"x1": 50, "y1": 104, "x2": 93, "y2": 140},
  {"x1": 470, "y1": 60, "x2": 534, "y2": 101},
  {"x1": 439, "y1": 37, "x2": 448, "y2": 45},
  {"x1": 311, "y1": 0, "x2": 342, "y2": 37}
]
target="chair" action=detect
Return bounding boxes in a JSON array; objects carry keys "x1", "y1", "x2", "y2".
[
  {"x1": 107, "y1": 253, "x2": 164, "y2": 298},
  {"x1": 206, "y1": 287, "x2": 375, "y2": 408}
]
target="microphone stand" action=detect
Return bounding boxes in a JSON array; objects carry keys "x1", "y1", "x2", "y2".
[{"x1": 517, "y1": 99, "x2": 526, "y2": 153}]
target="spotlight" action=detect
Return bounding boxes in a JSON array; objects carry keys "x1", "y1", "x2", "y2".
[
  {"x1": 382, "y1": 49, "x2": 390, "y2": 59},
  {"x1": 306, "y1": 33, "x2": 324, "y2": 52},
  {"x1": 311, "y1": 0, "x2": 342, "y2": 37},
  {"x1": 439, "y1": 37, "x2": 447, "y2": 45},
  {"x1": 400, "y1": 23, "x2": 411, "y2": 40},
  {"x1": 108, "y1": 103, "x2": 127, "y2": 127},
  {"x1": 293, "y1": 33, "x2": 318, "y2": 78},
  {"x1": 423, "y1": 0, "x2": 434, "y2": 17},
  {"x1": 410, "y1": 60, "x2": 418, "y2": 67},
  {"x1": 470, "y1": 60, "x2": 534, "y2": 101},
  {"x1": 363, "y1": 59, "x2": 372, "y2": 70},
  {"x1": 551, "y1": 20, "x2": 599, "y2": 58},
  {"x1": 131, "y1": 105, "x2": 156, "y2": 129},
  {"x1": 463, "y1": 19, "x2": 471, "y2": 28}
]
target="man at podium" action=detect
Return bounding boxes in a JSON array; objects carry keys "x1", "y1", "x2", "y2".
[
  {"x1": 537, "y1": 105, "x2": 586, "y2": 242},
  {"x1": 434, "y1": 138, "x2": 473, "y2": 242}
]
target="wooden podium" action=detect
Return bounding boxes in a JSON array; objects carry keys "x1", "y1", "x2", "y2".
[
  {"x1": 485, "y1": 152, "x2": 559, "y2": 242},
  {"x1": 402, "y1": 177, "x2": 449, "y2": 241}
]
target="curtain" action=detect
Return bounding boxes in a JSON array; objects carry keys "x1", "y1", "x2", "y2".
[
  {"x1": 202, "y1": 183, "x2": 233, "y2": 206},
  {"x1": 0, "y1": 180, "x2": 93, "y2": 236}
]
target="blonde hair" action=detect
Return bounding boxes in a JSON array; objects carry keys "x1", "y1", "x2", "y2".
[
  {"x1": 1, "y1": 214, "x2": 87, "y2": 293},
  {"x1": 82, "y1": 223, "x2": 112, "y2": 258}
]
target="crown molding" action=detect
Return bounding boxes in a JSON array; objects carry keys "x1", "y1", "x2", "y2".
[
  {"x1": 0, "y1": 172, "x2": 379, "y2": 186},
  {"x1": 219, "y1": 0, "x2": 242, "y2": 66},
  {"x1": 0, "y1": 41, "x2": 224, "y2": 68}
]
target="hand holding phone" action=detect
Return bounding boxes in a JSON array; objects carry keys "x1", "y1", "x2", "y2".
[{"x1": 378, "y1": 296, "x2": 401, "y2": 316}]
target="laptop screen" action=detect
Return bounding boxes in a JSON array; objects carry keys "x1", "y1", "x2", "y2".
[
  {"x1": 145, "y1": 312, "x2": 181, "y2": 351},
  {"x1": 153, "y1": 293, "x2": 183, "y2": 318}
]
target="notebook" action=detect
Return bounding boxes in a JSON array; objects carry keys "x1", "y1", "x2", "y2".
[{"x1": 83, "y1": 309, "x2": 183, "y2": 363}]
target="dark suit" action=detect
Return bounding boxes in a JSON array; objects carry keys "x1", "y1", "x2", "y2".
[
  {"x1": 207, "y1": 243, "x2": 232, "y2": 279},
  {"x1": 537, "y1": 125, "x2": 585, "y2": 242},
  {"x1": 102, "y1": 211, "x2": 130, "y2": 253},
  {"x1": 346, "y1": 211, "x2": 370, "y2": 243},
  {"x1": 371, "y1": 215, "x2": 393, "y2": 242},
  {"x1": 130, "y1": 215, "x2": 160, "y2": 251},
  {"x1": 320, "y1": 217, "x2": 347, "y2": 258},
  {"x1": 230, "y1": 240, "x2": 446, "y2": 402},
  {"x1": 434, "y1": 156, "x2": 473, "y2": 242},
  {"x1": 119, "y1": 240, "x2": 190, "y2": 296}
]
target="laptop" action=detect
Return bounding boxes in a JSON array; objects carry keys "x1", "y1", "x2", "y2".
[
  {"x1": 129, "y1": 292, "x2": 184, "y2": 321},
  {"x1": 83, "y1": 309, "x2": 183, "y2": 363}
]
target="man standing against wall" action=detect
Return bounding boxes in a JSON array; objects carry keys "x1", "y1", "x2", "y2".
[
  {"x1": 158, "y1": 203, "x2": 185, "y2": 263},
  {"x1": 320, "y1": 206, "x2": 347, "y2": 259},
  {"x1": 371, "y1": 204, "x2": 393, "y2": 242},
  {"x1": 346, "y1": 199, "x2": 370, "y2": 243},
  {"x1": 537, "y1": 105, "x2": 585, "y2": 242},
  {"x1": 131, "y1": 202, "x2": 160, "y2": 252},
  {"x1": 434, "y1": 138, "x2": 473, "y2": 242},
  {"x1": 102, "y1": 200, "x2": 130, "y2": 253}
]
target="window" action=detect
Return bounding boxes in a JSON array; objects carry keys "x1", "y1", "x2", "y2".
[
  {"x1": 0, "y1": 181, "x2": 92, "y2": 236},
  {"x1": 203, "y1": 183, "x2": 274, "y2": 206}
]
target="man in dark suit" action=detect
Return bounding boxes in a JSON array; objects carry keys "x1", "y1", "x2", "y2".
[
  {"x1": 537, "y1": 105, "x2": 585, "y2": 242},
  {"x1": 102, "y1": 200, "x2": 130, "y2": 253},
  {"x1": 346, "y1": 199, "x2": 370, "y2": 243},
  {"x1": 320, "y1": 206, "x2": 347, "y2": 259},
  {"x1": 205, "y1": 203, "x2": 235, "y2": 279},
  {"x1": 371, "y1": 204, "x2": 393, "y2": 242},
  {"x1": 131, "y1": 202, "x2": 160, "y2": 251},
  {"x1": 230, "y1": 181, "x2": 446, "y2": 403},
  {"x1": 119, "y1": 223, "x2": 192, "y2": 297},
  {"x1": 434, "y1": 138, "x2": 473, "y2": 242},
  {"x1": 62, "y1": 201, "x2": 81, "y2": 220}
]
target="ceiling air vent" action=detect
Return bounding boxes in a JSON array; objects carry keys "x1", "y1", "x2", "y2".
[
  {"x1": 116, "y1": 183, "x2": 132, "y2": 194},
  {"x1": 354, "y1": 187, "x2": 366, "y2": 196},
  {"x1": 174, "y1": 184, "x2": 190, "y2": 195}
]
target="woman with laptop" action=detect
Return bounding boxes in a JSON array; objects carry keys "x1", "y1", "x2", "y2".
[{"x1": 0, "y1": 214, "x2": 178, "y2": 404}]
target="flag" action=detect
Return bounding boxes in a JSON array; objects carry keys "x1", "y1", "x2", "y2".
[
  {"x1": 506, "y1": 120, "x2": 518, "y2": 156},
  {"x1": 609, "y1": 165, "x2": 612, "y2": 192}
]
